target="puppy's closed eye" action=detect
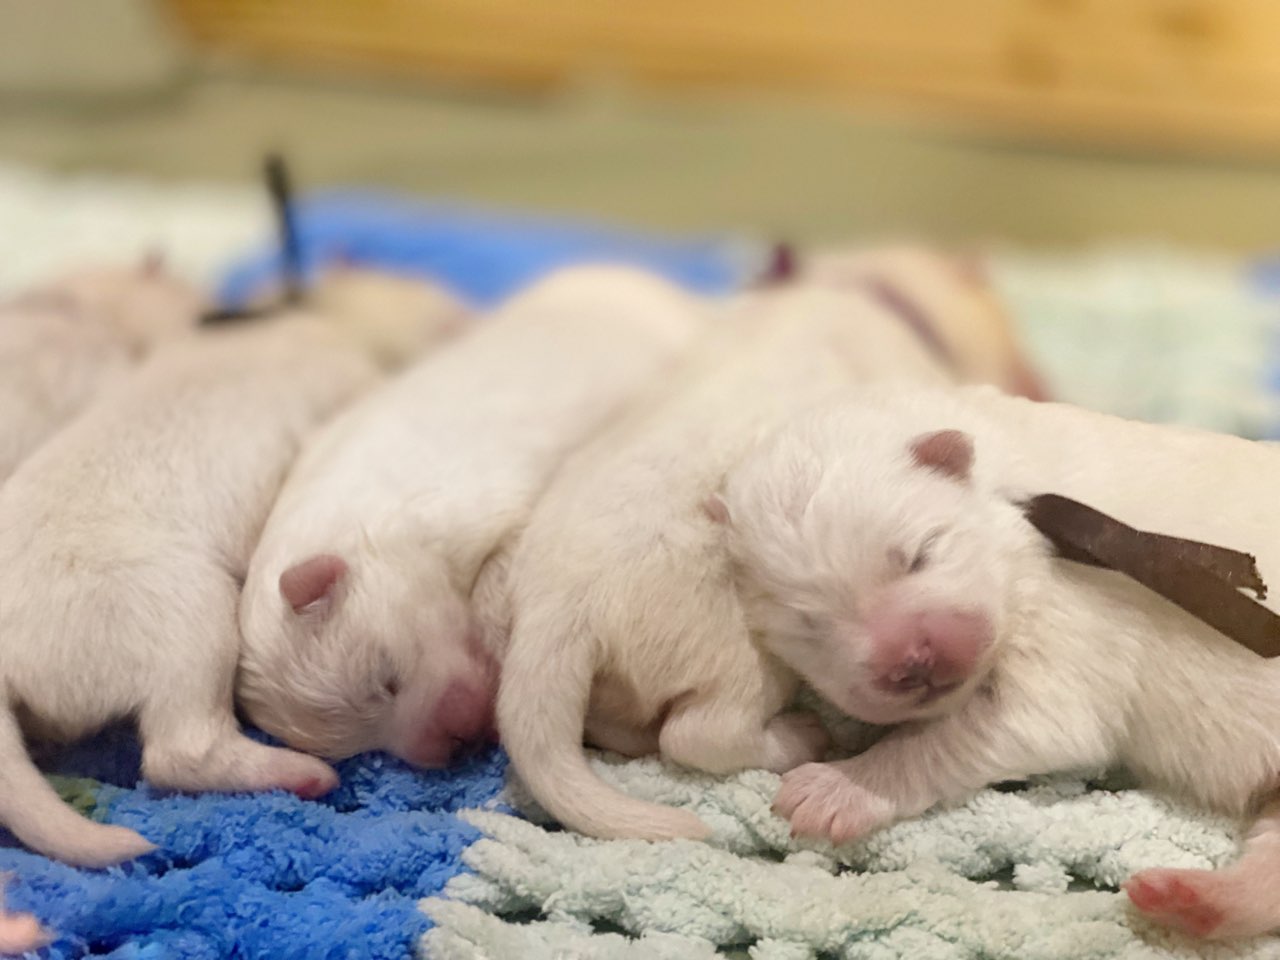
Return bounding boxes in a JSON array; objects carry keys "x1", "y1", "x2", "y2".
[
  {"x1": 377, "y1": 655, "x2": 401, "y2": 699},
  {"x1": 911, "y1": 528, "x2": 946, "y2": 572},
  {"x1": 792, "y1": 609, "x2": 836, "y2": 644},
  {"x1": 890, "y1": 528, "x2": 946, "y2": 575}
]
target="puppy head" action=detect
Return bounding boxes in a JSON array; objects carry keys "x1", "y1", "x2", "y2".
[
  {"x1": 50, "y1": 255, "x2": 207, "y2": 348},
  {"x1": 714, "y1": 399, "x2": 1025, "y2": 725},
  {"x1": 238, "y1": 539, "x2": 497, "y2": 768},
  {"x1": 308, "y1": 264, "x2": 472, "y2": 370}
]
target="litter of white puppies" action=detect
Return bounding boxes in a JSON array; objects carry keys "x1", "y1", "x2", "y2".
[{"x1": 3, "y1": 245, "x2": 1275, "y2": 944}]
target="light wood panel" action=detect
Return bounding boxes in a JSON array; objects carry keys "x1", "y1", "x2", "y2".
[{"x1": 161, "y1": 0, "x2": 1280, "y2": 154}]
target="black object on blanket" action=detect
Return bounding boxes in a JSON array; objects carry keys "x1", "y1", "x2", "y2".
[
  {"x1": 1023, "y1": 493, "x2": 1280, "y2": 658},
  {"x1": 201, "y1": 153, "x2": 306, "y2": 325}
]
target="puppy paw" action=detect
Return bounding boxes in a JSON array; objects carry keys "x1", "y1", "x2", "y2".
[
  {"x1": 1125, "y1": 868, "x2": 1226, "y2": 939},
  {"x1": 0, "y1": 909, "x2": 51, "y2": 955},
  {"x1": 773, "y1": 762, "x2": 893, "y2": 845},
  {"x1": 269, "y1": 750, "x2": 341, "y2": 799},
  {"x1": 145, "y1": 733, "x2": 340, "y2": 797},
  {"x1": 762, "y1": 711, "x2": 832, "y2": 772}
]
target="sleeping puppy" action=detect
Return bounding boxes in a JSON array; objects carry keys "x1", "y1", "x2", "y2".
[
  {"x1": 717, "y1": 383, "x2": 1280, "y2": 939},
  {"x1": 494, "y1": 283, "x2": 953, "y2": 842},
  {"x1": 0, "y1": 256, "x2": 204, "y2": 481},
  {"x1": 235, "y1": 265, "x2": 706, "y2": 771},
  {"x1": 0, "y1": 311, "x2": 382, "y2": 868},
  {"x1": 798, "y1": 244, "x2": 1049, "y2": 401},
  {"x1": 237, "y1": 260, "x2": 472, "y2": 370}
]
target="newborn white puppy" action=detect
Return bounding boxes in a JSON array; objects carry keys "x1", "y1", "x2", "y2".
[
  {"x1": 719, "y1": 384, "x2": 1280, "y2": 939},
  {"x1": 799, "y1": 244, "x2": 1049, "y2": 401},
  {"x1": 236, "y1": 265, "x2": 706, "y2": 770},
  {"x1": 0, "y1": 312, "x2": 379, "y2": 867},
  {"x1": 495, "y1": 284, "x2": 953, "y2": 842},
  {"x1": 245, "y1": 261, "x2": 472, "y2": 370},
  {"x1": 0, "y1": 257, "x2": 204, "y2": 481}
]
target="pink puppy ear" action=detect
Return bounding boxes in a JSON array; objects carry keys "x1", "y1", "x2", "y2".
[
  {"x1": 909, "y1": 429, "x2": 974, "y2": 482},
  {"x1": 279, "y1": 554, "x2": 348, "y2": 614},
  {"x1": 140, "y1": 250, "x2": 166, "y2": 277},
  {"x1": 703, "y1": 493, "x2": 732, "y2": 524}
]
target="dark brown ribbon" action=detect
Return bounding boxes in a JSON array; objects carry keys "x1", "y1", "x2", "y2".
[{"x1": 1022, "y1": 493, "x2": 1280, "y2": 658}]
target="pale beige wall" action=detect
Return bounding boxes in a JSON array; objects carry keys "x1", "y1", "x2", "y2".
[{"x1": 0, "y1": 0, "x2": 183, "y2": 97}]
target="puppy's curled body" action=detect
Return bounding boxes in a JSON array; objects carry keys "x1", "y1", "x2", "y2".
[
  {"x1": 496, "y1": 284, "x2": 953, "y2": 841},
  {"x1": 237, "y1": 266, "x2": 707, "y2": 769},
  {"x1": 722, "y1": 384, "x2": 1280, "y2": 938},
  {"x1": 797, "y1": 245, "x2": 1048, "y2": 400},
  {"x1": 0, "y1": 313, "x2": 378, "y2": 866},
  {"x1": 248, "y1": 262, "x2": 472, "y2": 370}
]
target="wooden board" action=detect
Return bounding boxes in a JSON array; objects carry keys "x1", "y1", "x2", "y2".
[{"x1": 161, "y1": 0, "x2": 1280, "y2": 154}]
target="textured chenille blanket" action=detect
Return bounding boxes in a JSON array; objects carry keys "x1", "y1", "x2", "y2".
[{"x1": 3, "y1": 164, "x2": 1280, "y2": 958}]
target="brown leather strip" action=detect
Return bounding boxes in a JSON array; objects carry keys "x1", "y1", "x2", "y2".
[
  {"x1": 1022, "y1": 493, "x2": 1280, "y2": 658},
  {"x1": 1025, "y1": 494, "x2": 1266, "y2": 594}
]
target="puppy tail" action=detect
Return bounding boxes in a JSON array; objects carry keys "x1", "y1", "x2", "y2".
[
  {"x1": 497, "y1": 612, "x2": 711, "y2": 842},
  {"x1": 0, "y1": 706, "x2": 156, "y2": 867}
]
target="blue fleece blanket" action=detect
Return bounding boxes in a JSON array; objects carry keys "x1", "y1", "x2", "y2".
[
  {"x1": 8, "y1": 730, "x2": 505, "y2": 959},
  {"x1": 214, "y1": 190, "x2": 747, "y2": 308}
]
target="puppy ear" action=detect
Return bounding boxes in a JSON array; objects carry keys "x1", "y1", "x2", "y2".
[
  {"x1": 951, "y1": 249, "x2": 988, "y2": 285},
  {"x1": 279, "y1": 554, "x2": 348, "y2": 615},
  {"x1": 909, "y1": 429, "x2": 973, "y2": 482},
  {"x1": 140, "y1": 250, "x2": 166, "y2": 278},
  {"x1": 703, "y1": 493, "x2": 732, "y2": 525}
]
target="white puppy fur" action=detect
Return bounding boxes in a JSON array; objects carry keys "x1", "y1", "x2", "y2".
[
  {"x1": 720, "y1": 383, "x2": 1280, "y2": 939},
  {"x1": 0, "y1": 257, "x2": 204, "y2": 482},
  {"x1": 800, "y1": 245, "x2": 1048, "y2": 400},
  {"x1": 236, "y1": 265, "x2": 706, "y2": 770},
  {"x1": 252, "y1": 262, "x2": 472, "y2": 370},
  {"x1": 0, "y1": 312, "x2": 383, "y2": 867},
  {"x1": 495, "y1": 284, "x2": 953, "y2": 842}
]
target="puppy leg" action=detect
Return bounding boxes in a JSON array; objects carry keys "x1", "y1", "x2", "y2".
[
  {"x1": 0, "y1": 707, "x2": 154, "y2": 867},
  {"x1": 140, "y1": 709, "x2": 338, "y2": 799},
  {"x1": 585, "y1": 716, "x2": 661, "y2": 758},
  {"x1": 138, "y1": 600, "x2": 338, "y2": 798},
  {"x1": 776, "y1": 693, "x2": 1113, "y2": 843},
  {"x1": 1126, "y1": 800, "x2": 1280, "y2": 939},
  {"x1": 660, "y1": 698, "x2": 829, "y2": 775}
]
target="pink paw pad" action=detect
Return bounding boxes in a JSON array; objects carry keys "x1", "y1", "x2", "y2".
[
  {"x1": 1125, "y1": 870, "x2": 1225, "y2": 938},
  {"x1": 283, "y1": 769, "x2": 339, "y2": 800}
]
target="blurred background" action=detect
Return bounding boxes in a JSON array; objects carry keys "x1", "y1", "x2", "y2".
[
  {"x1": 3, "y1": 0, "x2": 1279, "y2": 247},
  {"x1": 2, "y1": 0, "x2": 1280, "y2": 434}
]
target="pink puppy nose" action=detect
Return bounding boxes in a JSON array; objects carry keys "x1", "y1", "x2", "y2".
[
  {"x1": 432, "y1": 678, "x2": 496, "y2": 744},
  {"x1": 398, "y1": 677, "x2": 498, "y2": 769},
  {"x1": 921, "y1": 608, "x2": 992, "y2": 679},
  {"x1": 883, "y1": 649, "x2": 935, "y2": 693},
  {"x1": 870, "y1": 607, "x2": 993, "y2": 695}
]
